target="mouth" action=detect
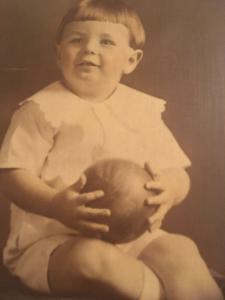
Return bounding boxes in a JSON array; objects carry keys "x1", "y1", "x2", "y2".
[{"x1": 77, "y1": 61, "x2": 100, "y2": 67}]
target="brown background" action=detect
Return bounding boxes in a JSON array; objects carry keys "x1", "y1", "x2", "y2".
[{"x1": 0, "y1": 0, "x2": 225, "y2": 275}]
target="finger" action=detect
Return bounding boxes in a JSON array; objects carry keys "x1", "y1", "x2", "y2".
[
  {"x1": 144, "y1": 162, "x2": 160, "y2": 180},
  {"x1": 70, "y1": 174, "x2": 87, "y2": 192},
  {"x1": 77, "y1": 206, "x2": 111, "y2": 220},
  {"x1": 145, "y1": 181, "x2": 164, "y2": 192},
  {"x1": 77, "y1": 221, "x2": 109, "y2": 236},
  {"x1": 149, "y1": 205, "x2": 169, "y2": 224},
  {"x1": 145, "y1": 194, "x2": 167, "y2": 206},
  {"x1": 76, "y1": 190, "x2": 105, "y2": 205},
  {"x1": 149, "y1": 220, "x2": 162, "y2": 232}
]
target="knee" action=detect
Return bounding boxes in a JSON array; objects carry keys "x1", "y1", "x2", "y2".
[
  {"x1": 140, "y1": 235, "x2": 223, "y2": 300},
  {"x1": 67, "y1": 238, "x2": 119, "y2": 282},
  {"x1": 154, "y1": 234, "x2": 199, "y2": 257},
  {"x1": 142, "y1": 233, "x2": 201, "y2": 269}
]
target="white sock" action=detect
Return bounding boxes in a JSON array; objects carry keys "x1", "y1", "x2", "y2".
[{"x1": 139, "y1": 264, "x2": 164, "y2": 300}]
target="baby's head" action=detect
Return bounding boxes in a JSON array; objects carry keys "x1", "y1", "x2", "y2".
[{"x1": 56, "y1": 0, "x2": 146, "y2": 101}]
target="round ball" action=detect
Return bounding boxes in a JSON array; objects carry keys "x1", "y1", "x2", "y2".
[{"x1": 82, "y1": 159, "x2": 156, "y2": 243}]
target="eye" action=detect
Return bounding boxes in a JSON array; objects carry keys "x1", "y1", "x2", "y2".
[
  {"x1": 101, "y1": 39, "x2": 116, "y2": 46},
  {"x1": 69, "y1": 37, "x2": 83, "y2": 44}
]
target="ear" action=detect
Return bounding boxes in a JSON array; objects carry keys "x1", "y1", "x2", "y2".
[{"x1": 123, "y1": 49, "x2": 143, "y2": 75}]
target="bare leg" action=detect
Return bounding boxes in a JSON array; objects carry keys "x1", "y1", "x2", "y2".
[
  {"x1": 139, "y1": 233, "x2": 223, "y2": 300},
  {"x1": 48, "y1": 237, "x2": 164, "y2": 300}
]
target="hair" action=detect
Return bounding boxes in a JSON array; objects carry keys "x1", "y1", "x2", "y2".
[{"x1": 56, "y1": 0, "x2": 146, "y2": 49}]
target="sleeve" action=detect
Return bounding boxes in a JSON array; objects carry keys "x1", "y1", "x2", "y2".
[
  {"x1": 142, "y1": 99, "x2": 191, "y2": 170},
  {"x1": 0, "y1": 101, "x2": 55, "y2": 176}
]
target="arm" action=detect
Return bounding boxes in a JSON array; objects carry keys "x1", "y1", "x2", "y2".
[
  {"x1": 0, "y1": 168, "x2": 110, "y2": 237},
  {"x1": 0, "y1": 168, "x2": 56, "y2": 217},
  {"x1": 142, "y1": 98, "x2": 191, "y2": 230},
  {"x1": 145, "y1": 165, "x2": 190, "y2": 230},
  {"x1": 0, "y1": 100, "x2": 110, "y2": 237}
]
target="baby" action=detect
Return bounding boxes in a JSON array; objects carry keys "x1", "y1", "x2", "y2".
[{"x1": 0, "y1": 0, "x2": 222, "y2": 299}]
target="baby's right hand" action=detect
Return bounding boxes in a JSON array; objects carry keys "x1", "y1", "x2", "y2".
[{"x1": 48, "y1": 174, "x2": 110, "y2": 238}]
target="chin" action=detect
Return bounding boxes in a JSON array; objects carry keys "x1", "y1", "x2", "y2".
[{"x1": 64, "y1": 78, "x2": 95, "y2": 97}]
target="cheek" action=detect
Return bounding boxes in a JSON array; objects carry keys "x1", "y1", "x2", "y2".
[
  {"x1": 103, "y1": 52, "x2": 128, "y2": 72},
  {"x1": 59, "y1": 47, "x2": 78, "y2": 66}
]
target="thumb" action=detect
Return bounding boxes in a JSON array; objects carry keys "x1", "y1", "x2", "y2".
[{"x1": 69, "y1": 174, "x2": 87, "y2": 192}]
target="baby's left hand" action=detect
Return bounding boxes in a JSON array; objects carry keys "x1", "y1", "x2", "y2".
[{"x1": 144, "y1": 162, "x2": 178, "y2": 232}]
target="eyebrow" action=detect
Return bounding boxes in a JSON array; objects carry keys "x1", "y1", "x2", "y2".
[
  {"x1": 64, "y1": 30, "x2": 86, "y2": 37},
  {"x1": 65, "y1": 31, "x2": 117, "y2": 39},
  {"x1": 100, "y1": 33, "x2": 115, "y2": 39}
]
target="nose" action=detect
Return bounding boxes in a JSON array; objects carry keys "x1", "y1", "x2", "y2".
[{"x1": 83, "y1": 39, "x2": 98, "y2": 55}]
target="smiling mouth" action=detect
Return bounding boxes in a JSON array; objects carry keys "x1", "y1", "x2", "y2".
[{"x1": 77, "y1": 61, "x2": 99, "y2": 67}]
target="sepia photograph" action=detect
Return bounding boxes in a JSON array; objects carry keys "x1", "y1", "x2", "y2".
[{"x1": 0, "y1": 1, "x2": 224, "y2": 299}]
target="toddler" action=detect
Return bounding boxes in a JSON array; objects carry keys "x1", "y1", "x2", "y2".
[{"x1": 0, "y1": 0, "x2": 222, "y2": 299}]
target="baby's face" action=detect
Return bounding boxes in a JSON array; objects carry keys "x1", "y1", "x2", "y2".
[{"x1": 56, "y1": 20, "x2": 142, "y2": 100}]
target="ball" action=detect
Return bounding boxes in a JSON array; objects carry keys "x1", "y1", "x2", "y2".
[{"x1": 82, "y1": 158, "x2": 156, "y2": 243}]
